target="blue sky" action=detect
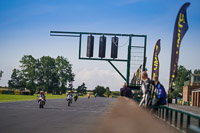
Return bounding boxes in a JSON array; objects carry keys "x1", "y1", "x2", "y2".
[{"x1": 0, "y1": 0, "x2": 200, "y2": 91}]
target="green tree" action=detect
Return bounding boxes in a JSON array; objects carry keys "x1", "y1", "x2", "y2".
[
  {"x1": 77, "y1": 83, "x2": 87, "y2": 94},
  {"x1": 36, "y1": 56, "x2": 75, "y2": 94},
  {"x1": 0, "y1": 70, "x2": 3, "y2": 80},
  {"x1": 37, "y1": 56, "x2": 57, "y2": 93},
  {"x1": 20, "y1": 55, "x2": 37, "y2": 94},
  {"x1": 55, "y1": 56, "x2": 75, "y2": 93},
  {"x1": 105, "y1": 87, "x2": 111, "y2": 97},
  {"x1": 194, "y1": 69, "x2": 200, "y2": 74},
  {"x1": 170, "y1": 65, "x2": 192, "y2": 98},
  {"x1": 93, "y1": 85, "x2": 106, "y2": 97},
  {"x1": 111, "y1": 91, "x2": 120, "y2": 96},
  {"x1": 8, "y1": 69, "x2": 21, "y2": 89},
  {"x1": 10, "y1": 55, "x2": 75, "y2": 94}
]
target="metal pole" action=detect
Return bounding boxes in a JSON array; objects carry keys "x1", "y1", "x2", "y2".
[
  {"x1": 143, "y1": 35, "x2": 147, "y2": 71},
  {"x1": 170, "y1": 110, "x2": 173, "y2": 124},
  {"x1": 166, "y1": 108, "x2": 169, "y2": 122},
  {"x1": 180, "y1": 113, "x2": 183, "y2": 130},
  {"x1": 162, "y1": 108, "x2": 164, "y2": 119},
  {"x1": 108, "y1": 61, "x2": 126, "y2": 82},
  {"x1": 175, "y1": 111, "x2": 178, "y2": 127},
  {"x1": 126, "y1": 35, "x2": 132, "y2": 85},
  {"x1": 50, "y1": 31, "x2": 146, "y2": 37},
  {"x1": 79, "y1": 34, "x2": 82, "y2": 59},
  {"x1": 199, "y1": 119, "x2": 200, "y2": 128},
  {"x1": 187, "y1": 115, "x2": 191, "y2": 129}
]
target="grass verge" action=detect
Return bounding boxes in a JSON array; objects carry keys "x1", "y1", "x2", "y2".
[{"x1": 0, "y1": 94, "x2": 85, "y2": 102}]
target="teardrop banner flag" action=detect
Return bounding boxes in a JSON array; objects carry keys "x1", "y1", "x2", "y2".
[
  {"x1": 169, "y1": 2, "x2": 190, "y2": 92},
  {"x1": 131, "y1": 73, "x2": 137, "y2": 85},
  {"x1": 136, "y1": 64, "x2": 142, "y2": 85},
  {"x1": 151, "y1": 39, "x2": 161, "y2": 79}
]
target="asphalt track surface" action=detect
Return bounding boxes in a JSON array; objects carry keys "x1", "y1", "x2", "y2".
[{"x1": 0, "y1": 97, "x2": 116, "y2": 133}]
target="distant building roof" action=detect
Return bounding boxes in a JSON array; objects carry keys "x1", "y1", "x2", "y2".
[{"x1": 192, "y1": 88, "x2": 200, "y2": 92}]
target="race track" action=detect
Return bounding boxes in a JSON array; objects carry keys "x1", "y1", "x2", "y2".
[{"x1": 0, "y1": 97, "x2": 116, "y2": 133}]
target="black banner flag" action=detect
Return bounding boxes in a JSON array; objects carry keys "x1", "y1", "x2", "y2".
[
  {"x1": 169, "y1": 3, "x2": 190, "y2": 92},
  {"x1": 151, "y1": 39, "x2": 161, "y2": 79}
]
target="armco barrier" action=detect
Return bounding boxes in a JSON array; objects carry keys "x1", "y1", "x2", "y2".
[{"x1": 2, "y1": 90, "x2": 14, "y2": 94}]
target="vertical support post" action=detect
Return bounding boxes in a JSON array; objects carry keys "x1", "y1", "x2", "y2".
[
  {"x1": 187, "y1": 115, "x2": 191, "y2": 129},
  {"x1": 126, "y1": 35, "x2": 132, "y2": 85},
  {"x1": 162, "y1": 108, "x2": 164, "y2": 119},
  {"x1": 170, "y1": 110, "x2": 173, "y2": 124},
  {"x1": 180, "y1": 113, "x2": 183, "y2": 130},
  {"x1": 199, "y1": 119, "x2": 200, "y2": 128},
  {"x1": 79, "y1": 34, "x2": 82, "y2": 59},
  {"x1": 160, "y1": 108, "x2": 162, "y2": 117},
  {"x1": 166, "y1": 108, "x2": 169, "y2": 122},
  {"x1": 191, "y1": 91, "x2": 194, "y2": 106},
  {"x1": 143, "y1": 35, "x2": 147, "y2": 71},
  {"x1": 175, "y1": 111, "x2": 178, "y2": 127}
]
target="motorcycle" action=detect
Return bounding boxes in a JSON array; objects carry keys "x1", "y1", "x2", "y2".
[
  {"x1": 38, "y1": 96, "x2": 45, "y2": 108},
  {"x1": 74, "y1": 95, "x2": 78, "y2": 102},
  {"x1": 66, "y1": 95, "x2": 72, "y2": 106}
]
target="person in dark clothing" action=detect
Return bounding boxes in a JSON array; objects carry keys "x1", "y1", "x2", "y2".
[
  {"x1": 152, "y1": 76, "x2": 166, "y2": 106},
  {"x1": 120, "y1": 82, "x2": 133, "y2": 98}
]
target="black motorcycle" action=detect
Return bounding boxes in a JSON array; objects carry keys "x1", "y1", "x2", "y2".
[{"x1": 38, "y1": 96, "x2": 45, "y2": 108}]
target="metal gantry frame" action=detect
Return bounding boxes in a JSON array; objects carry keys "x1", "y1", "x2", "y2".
[{"x1": 50, "y1": 31, "x2": 147, "y2": 86}]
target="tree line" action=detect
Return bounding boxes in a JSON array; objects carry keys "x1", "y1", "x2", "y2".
[
  {"x1": 170, "y1": 66, "x2": 200, "y2": 98},
  {"x1": 76, "y1": 83, "x2": 117, "y2": 97},
  {"x1": 8, "y1": 55, "x2": 75, "y2": 94}
]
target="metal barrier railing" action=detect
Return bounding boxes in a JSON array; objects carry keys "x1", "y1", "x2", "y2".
[
  {"x1": 152, "y1": 105, "x2": 200, "y2": 133},
  {"x1": 131, "y1": 87, "x2": 200, "y2": 132}
]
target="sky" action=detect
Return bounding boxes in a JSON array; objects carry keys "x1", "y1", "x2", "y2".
[{"x1": 0, "y1": 0, "x2": 200, "y2": 91}]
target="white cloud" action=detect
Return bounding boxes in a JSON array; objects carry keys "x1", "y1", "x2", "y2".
[{"x1": 74, "y1": 67, "x2": 124, "y2": 91}]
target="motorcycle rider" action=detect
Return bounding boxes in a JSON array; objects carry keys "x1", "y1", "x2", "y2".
[
  {"x1": 37, "y1": 91, "x2": 46, "y2": 102},
  {"x1": 66, "y1": 92, "x2": 73, "y2": 102},
  {"x1": 94, "y1": 93, "x2": 97, "y2": 98},
  {"x1": 74, "y1": 92, "x2": 78, "y2": 102},
  {"x1": 87, "y1": 93, "x2": 90, "y2": 99}
]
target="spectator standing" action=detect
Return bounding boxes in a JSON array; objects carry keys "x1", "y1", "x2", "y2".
[{"x1": 120, "y1": 82, "x2": 133, "y2": 98}]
